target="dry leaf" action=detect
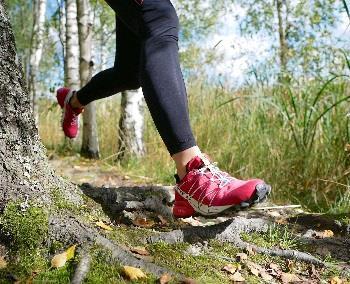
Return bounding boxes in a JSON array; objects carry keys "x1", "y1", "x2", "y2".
[
  {"x1": 269, "y1": 263, "x2": 280, "y2": 271},
  {"x1": 95, "y1": 221, "x2": 113, "y2": 231},
  {"x1": 181, "y1": 278, "x2": 197, "y2": 284},
  {"x1": 222, "y1": 264, "x2": 237, "y2": 274},
  {"x1": 236, "y1": 252, "x2": 248, "y2": 262},
  {"x1": 130, "y1": 246, "x2": 150, "y2": 256},
  {"x1": 330, "y1": 276, "x2": 343, "y2": 284},
  {"x1": 66, "y1": 245, "x2": 77, "y2": 260},
  {"x1": 159, "y1": 273, "x2": 172, "y2": 284},
  {"x1": 322, "y1": 230, "x2": 334, "y2": 238},
  {"x1": 0, "y1": 256, "x2": 7, "y2": 269},
  {"x1": 157, "y1": 215, "x2": 168, "y2": 225},
  {"x1": 122, "y1": 266, "x2": 147, "y2": 280},
  {"x1": 286, "y1": 259, "x2": 294, "y2": 271},
  {"x1": 132, "y1": 217, "x2": 155, "y2": 228},
  {"x1": 260, "y1": 271, "x2": 273, "y2": 281},
  {"x1": 245, "y1": 245, "x2": 255, "y2": 255},
  {"x1": 281, "y1": 272, "x2": 300, "y2": 283},
  {"x1": 51, "y1": 252, "x2": 67, "y2": 268},
  {"x1": 229, "y1": 271, "x2": 245, "y2": 282},
  {"x1": 249, "y1": 266, "x2": 259, "y2": 277}
]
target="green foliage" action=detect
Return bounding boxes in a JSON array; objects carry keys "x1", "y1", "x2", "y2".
[
  {"x1": 1, "y1": 202, "x2": 48, "y2": 250},
  {"x1": 234, "y1": 0, "x2": 342, "y2": 80}
]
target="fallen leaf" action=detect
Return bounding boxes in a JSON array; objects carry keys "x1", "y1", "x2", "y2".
[
  {"x1": 66, "y1": 245, "x2": 77, "y2": 261},
  {"x1": 130, "y1": 246, "x2": 150, "y2": 256},
  {"x1": 246, "y1": 245, "x2": 255, "y2": 255},
  {"x1": 51, "y1": 252, "x2": 67, "y2": 268},
  {"x1": 181, "y1": 278, "x2": 197, "y2": 284},
  {"x1": 260, "y1": 271, "x2": 273, "y2": 281},
  {"x1": 330, "y1": 276, "x2": 343, "y2": 284},
  {"x1": 313, "y1": 229, "x2": 334, "y2": 239},
  {"x1": 322, "y1": 230, "x2": 334, "y2": 238},
  {"x1": 281, "y1": 272, "x2": 300, "y2": 283},
  {"x1": 122, "y1": 266, "x2": 147, "y2": 280},
  {"x1": 269, "y1": 263, "x2": 280, "y2": 271},
  {"x1": 132, "y1": 217, "x2": 155, "y2": 228},
  {"x1": 222, "y1": 264, "x2": 237, "y2": 274},
  {"x1": 286, "y1": 259, "x2": 294, "y2": 271},
  {"x1": 249, "y1": 266, "x2": 259, "y2": 277},
  {"x1": 236, "y1": 253, "x2": 248, "y2": 262},
  {"x1": 0, "y1": 256, "x2": 7, "y2": 269},
  {"x1": 159, "y1": 273, "x2": 172, "y2": 284},
  {"x1": 95, "y1": 221, "x2": 113, "y2": 231},
  {"x1": 229, "y1": 271, "x2": 245, "y2": 282},
  {"x1": 157, "y1": 215, "x2": 168, "y2": 225}
]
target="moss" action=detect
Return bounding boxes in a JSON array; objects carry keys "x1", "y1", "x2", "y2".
[
  {"x1": 149, "y1": 242, "x2": 232, "y2": 283},
  {"x1": 50, "y1": 189, "x2": 80, "y2": 212},
  {"x1": 1, "y1": 202, "x2": 48, "y2": 250},
  {"x1": 85, "y1": 246, "x2": 158, "y2": 283},
  {"x1": 109, "y1": 227, "x2": 155, "y2": 247},
  {"x1": 241, "y1": 224, "x2": 297, "y2": 250}
]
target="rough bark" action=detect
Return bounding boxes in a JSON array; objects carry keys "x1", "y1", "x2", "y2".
[
  {"x1": 77, "y1": 0, "x2": 100, "y2": 159},
  {"x1": 65, "y1": 0, "x2": 79, "y2": 89},
  {"x1": 117, "y1": 89, "x2": 145, "y2": 160},
  {"x1": 28, "y1": 0, "x2": 47, "y2": 125},
  {"x1": 0, "y1": 0, "x2": 83, "y2": 219}
]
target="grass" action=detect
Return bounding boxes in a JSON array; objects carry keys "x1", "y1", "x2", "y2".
[{"x1": 38, "y1": 78, "x2": 350, "y2": 213}]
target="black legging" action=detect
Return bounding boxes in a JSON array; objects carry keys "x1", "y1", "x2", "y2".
[{"x1": 76, "y1": 0, "x2": 196, "y2": 156}]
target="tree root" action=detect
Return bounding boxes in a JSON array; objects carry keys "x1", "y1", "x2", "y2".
[
  {"x1": 49, "y1": 214, "x2": 175, "y2": 278},
  {"x1": 71, "y1": 249, "x2": 91, "y2": 284},
  {"x1": 147, "y1": 217, "x2": 325, "y2": 266}
]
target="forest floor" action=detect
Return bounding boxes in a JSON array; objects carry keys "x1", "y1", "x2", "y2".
[{"x1": 2, "y1": 156, "x2": 349, "y2": 283}]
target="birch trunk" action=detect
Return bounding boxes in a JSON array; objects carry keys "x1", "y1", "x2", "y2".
[
  {"x1": 28, "y1": 0, "x2": 47, "y2": 125},
  {"x1": 77, "y1": 0, "x2": 100, "y2": 159},
  {"x1": 65, "y1": 0, "x2": 80, "y2": 89},
  {"x1": 117, "y1": 89, "x2": 145, "y2": 160}
]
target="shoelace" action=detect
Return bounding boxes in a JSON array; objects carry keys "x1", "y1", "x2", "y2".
[{"x1": 198, "y1": 162, "x2": 235, "y2": 188}]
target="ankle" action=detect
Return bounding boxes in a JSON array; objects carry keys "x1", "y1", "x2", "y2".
[
  {"x1": 70, "y1": 92, "x2": 84, "y2": 109},
  {"x1": 172, "y1": 146, "x2": 202, "y2": 181}
]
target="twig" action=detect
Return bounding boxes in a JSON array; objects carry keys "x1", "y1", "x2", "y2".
[
  {"x1": 251, "y1": 205, "x2": 302, "y2": 210},
  {"x1": 71, "y1": 250, "x2": 91, "y2": 284}
]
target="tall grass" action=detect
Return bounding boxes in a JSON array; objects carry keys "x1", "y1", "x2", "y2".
[{"x1": 38, "y1": 78, "x2": 350, "y2": 212}]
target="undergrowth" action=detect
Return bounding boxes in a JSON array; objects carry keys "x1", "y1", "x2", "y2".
[{"x1": 39, "y1": 78, "x2": 350, "y2": 213}]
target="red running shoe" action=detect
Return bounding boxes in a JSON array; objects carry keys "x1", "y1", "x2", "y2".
[
  {"x1": 173, "y1": 154, "x2": 271, "y2": 218},
  {"x1": 56, "y1": 87, "x2": 83, "y2": 138}
]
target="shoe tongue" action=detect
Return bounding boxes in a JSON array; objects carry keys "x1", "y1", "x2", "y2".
[{"x1": 186, "y1": 156, "x2": 206, "y2": 172}]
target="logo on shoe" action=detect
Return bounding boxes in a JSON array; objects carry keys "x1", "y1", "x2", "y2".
[{"x1": 175, "y1": 185, "x2": 232, "y2": 215}]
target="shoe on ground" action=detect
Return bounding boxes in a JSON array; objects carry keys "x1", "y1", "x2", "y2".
[
  {"x1": 173, "y1": 154, "x2": 271, "y2": 218},
  {"x1": 56, "y1": 87, "x2": 83, "y2": 139}
]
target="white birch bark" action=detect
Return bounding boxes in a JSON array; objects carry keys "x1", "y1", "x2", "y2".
[
  {"x1": 77, "y1": 0, "x2": 100, "y2": 159},
  {"x1": 65, "y1": 0, "x2": 80, "y2": 89},
  {"x1": 28, "y1": 0, "x2": 47, "y2": 125},
  {"x1": 117, "y1": 89, "x2": 145, "y2": 160}
]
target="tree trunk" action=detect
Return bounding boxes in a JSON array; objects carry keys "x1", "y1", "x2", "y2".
[
  {"x1": 117, "y1": 89, "x2": 145, "y2": 160},
  {"x1": 276, "y1": 0, "x2": 288, "y2": 80},
  {"x1": 65, "y1": 0, "x2": 80, "y2": 89},
  {"x1": 28, "y1": 0, "x2": 47, "y2": 125},
  {"x1": 77, "y1": 0, "x2": 100, "y2": 159},
  {"x1": 0, "y1": 0, "x2": 81, "y2": 215}
]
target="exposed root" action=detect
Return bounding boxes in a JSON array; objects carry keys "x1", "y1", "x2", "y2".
[
  {"x1": 147, "y1": 217, "x2": 325, "y2": 266},
  {"x1": 49, "y1": 214, "x2": 174, "y2": 278},
  {"x1": 71, "y1": 249, "x2": 91, "y2": 284},
  {"x1": 80, "y1": 183, "x2": 174, "y2": 219},
  {"x1": 95, "y1": 234, "x2": 175, "y2": 277}
]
